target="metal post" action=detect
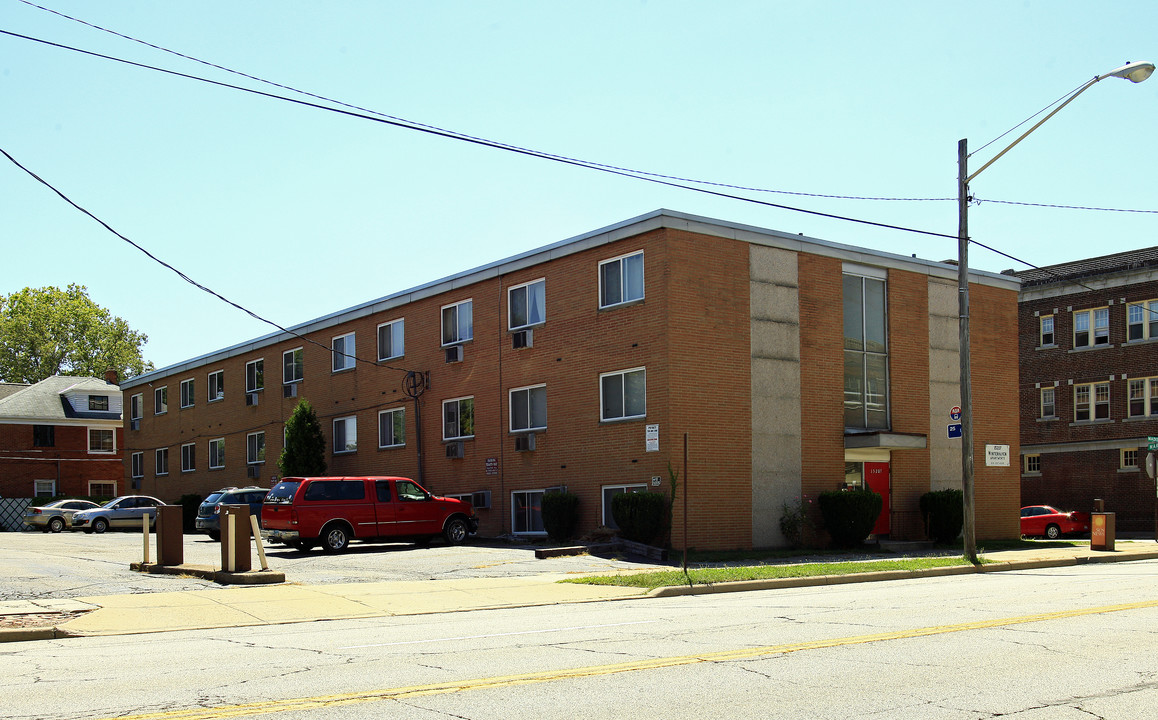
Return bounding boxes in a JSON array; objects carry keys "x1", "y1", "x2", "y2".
[{"x1": 958, "y1": 138, "x2": 978, "y2": 564}]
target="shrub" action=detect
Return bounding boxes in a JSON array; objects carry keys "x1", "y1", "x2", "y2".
[
  {"x1": 919, "y1": 489, "x2": 964, "y2": 543},
  {"x1": 817, "y1": 489, "x2": 882, "y2": 547},
  {"x1": 612, "y1": 491, "x2": 669, "y2": 545},
  {"x1": 179, "y1": 494, "x2": 204, "y2": 533},
  {"x1": 541, "y1": 490, "x2": 580, "y2": 543}
]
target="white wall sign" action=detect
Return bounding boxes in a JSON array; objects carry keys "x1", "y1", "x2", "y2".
[
  {"x1": 645, "y1": 424, "x2": 659, "y2": 452},
  {"x1": 985, "y1": 444, "x2": 1010, "y2": 467}
]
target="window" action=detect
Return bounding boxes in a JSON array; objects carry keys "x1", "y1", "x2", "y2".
[
  {"x1": 283, "y1": 347, "x2": 304, "y2": 384},
  {"x1": 180, "y1": 378, "x2": 195, "y2": 408},
  {"x1": 34, "y1": 479, "x2": 56, "y2": 498},
  {"x1": 512, "y1": 490, "x2": 545, "y2": 535},
  {"x1": 443, "y1": 397, "x2": 475, "y2": 440},
  {"x1": 599, "y1": 251, "x2": 644, "y2": 308},
  {"x1": 247, "y1": 432, "x2": 265, "y2": 464},
  {"x1": 155, "y1": 448, "x2": 169, "y2": 476},
  {"x1": 509, "y1": 279, "x2": 546, "y2": 329},
  {"x1": 1040, "y1": 387, "x2": 1055, "y2": 418},
  {"x1": 1023, "y1": 454, "x2": 1041, "y2": 474},
  {"x1": 1073, "y1": 307, "x2": 1109, "y2": 348},
  {"x1": 1128, "y1": 377, "x2": 1158, "y2": 418},
  {"x1": 155, "y1": 386, "x2": 168, "y2": 414},
  {"x1": 1127, "y1": 300, "x2": 1158, "y2": 342},
  {"x1": 843, "y1": 273, "x2": 889, "y2": 429},
  {"x1": 88, "y1": 395, "x2": 109, "y2": 411},
  {"x1": 131, "y1": 452, "x2": 143, "y2": 479},
  {"x1": 600, "y1": 368, "x2": 646, "y2": 421},
  {"x1": 602, "y1": 484, "x2": 646, "y2": 528},
  {"x1": 333, "y1": 416, "x2": 357, "y2": 453},
  {"x1": 510, "y1": 385, "x2": 547, "y2": 432},
  {"x1": 332, "y1": 332, "x2": 356, "y2": 372},
  {"x1": 442, "y1": 300, "x2": 473, "y2": 346},
  {"x1": 1074, "y1": 382, "x2": 1110, "y2": 422},
  {"x1": 32, "y1": 425, "x2": 54, "y2": 447},
  {"x1": 377, "y1": 319, "x2": 404, "y2": 361},
  {"x1": 246, "y1": 359, "x2": 264, "y2": 393},
  {"x1": 88, "y1": 428, "x2": 114, "y2": 453},
  {"x1": 1039, "y1": 315, "x2": 1055, "y2": 346},
  {"x1": 181, "y1": 443, "x2": 196, "y2": 472},
  {"x1": 89, "y1": 482, "x2": 115, "y2": 497},
  {"x1": 209, "y1": 438, "x2": 225, "y2": 470},
  {"x1": 208, "y1": 370, "x2": 224, "y2": 402},
  {"x1": 130, "y1": 394, "x2": 142, "y2": 422},
  {"x1": 396, "y1": 480, "x2": 427, "y2": 501},
  {"x1": 378, "y1": 408, "x2": 405, "y2": 448},
  {"x1": 1121, "y1": 449, "x2": 1139, "y2": 469}
]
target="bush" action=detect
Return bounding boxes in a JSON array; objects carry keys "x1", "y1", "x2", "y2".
[
  {"x1": 179, "y1": 494, "x2": 204, "y2": 534},
  {"x1": 611, "y1": 491, "x2": 669, "y2": 545},
  {"x1": 541, "y1": 490, "x2": 580, "y2": 543},
  {"x1": 817, "y1": 489, "x2": 882, "y2": 547},
  {"x1": 919, "y1": 489, "x2": 964, "y2": 544}
]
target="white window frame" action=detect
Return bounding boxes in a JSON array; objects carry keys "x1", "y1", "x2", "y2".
[
  {"x1": 333, "y1": 416, "x2": 357, "y2": 454},
  {"x1": 1039, "y1": 314, "x2": 1055, "y2": 347},
  {"x1": 378, "y1": 407, "x2": 405, "y2": 449},
  {"x1": 181, "y1": 443, "x2": 196, "y2": 472},
  {"x1": 154, "y1": 386, "x2": 168, "y2": 415},
  {"x1": 208, "y1": 370, "x2": 224, "y2": 402},
  {"x1": 599, "y1": 367, "x2": 646, "y2": 422},
  {"x1": 1040, "y1": 387, "x2": 1055, "y2": 419},
  {"x1": 377, "y1": 318, "x2": 405, "y2": 361},
  {"x1": 155, "y1": 447, "x2": 169, "y2": 476},
  {"x1": 1121, "y1": 448, "x2": 1139, "y2": 470},
  {"x1": 1023, "y1": 454, "x2": 1041, "y2": 475},
  {"x1": 1074, "y1": 381, "x2": 1110, "y2": 422},
  {"x1": 441, "y1": 299, "x2": 474, "y2": 346},
  {"x1": 508, "y1": 278, "x2": 546, "y2": 330},
  {"x1": 34, "y1": 479, "x2": 56, "y2": 498},
  {"x1": 283, "y1": 347, "x2": 304, "y2": 384},
  {"x1": 443, "y1": 396, "x2": 475, "y2": 441},
  {"x1": 246, "y1": 359, "x2": 264, "y2": 393},
  {"x1": 88, "y1": 427, "x2": 115, "y2": 454},
  {"x1": 598, "y1": 250, "x2": 645, "y2": 309},
  {"x1": 512, "y1": 489, "x2": 546, "y2": 536},
  {"x1": 601, "y1": 483, "x2": 647, "y2": 528},
  {"x1": 130, "y1": 393, "x2": 143, "y2": 422},
  {"x1": 332, "y1": 332, "x2": 356, "y2": 373},
  {"x1": 1128, "y1": 377, "x2": 1158, "y2": 418},
  {"x1": 131, "y1": 451, "x2": 144, "y2": 479},
  {"x1": 509, "y1": 384, "x2": 547, "y2": 432},
  {"x1": 1127, "y1": 300, "x2": 1158, "y2": 342},
  {"x1": 208, "y1": 438, "x2": 225, "y2": 470},
  {"x1": 1073, "y1": 307, "x2": 1109, "y2": 348},
  {"x1": 180, "y1": 378, "x2": 195, "y2": 408},
  {"x1": 247, "y1": 431, "x2": 266, "y2": 465}
]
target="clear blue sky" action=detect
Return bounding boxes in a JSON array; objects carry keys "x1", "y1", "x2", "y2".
[{"x1": 3, "y1": 1, "x2": 1155, "y2": 372}]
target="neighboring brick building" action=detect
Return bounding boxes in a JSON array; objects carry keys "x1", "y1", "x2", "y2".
[
  {"x1": 120, "y1": 210, "x2": 1021, "y2": 549},
  {"x1": 1016, "y1": 247, "x2": 1158, "y2": 531},
  {"x1": 0, "y1": 375, "x2": 124, "y2": 499}
]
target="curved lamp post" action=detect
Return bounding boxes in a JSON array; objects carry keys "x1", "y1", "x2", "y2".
[{"x1": 958, "y1": 61, "x2": 1154, "y2": 564}]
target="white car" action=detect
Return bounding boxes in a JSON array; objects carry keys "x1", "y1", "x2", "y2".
[
  {"x1": 71, "y1": 495, "x2": 166, "y2": 534},
  {"x1": 23, "y1": 499, "x2": 100, "y2": 532}
]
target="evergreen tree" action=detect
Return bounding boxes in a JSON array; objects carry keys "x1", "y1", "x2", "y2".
[{"x1": 279, "y1": 399, "x2": 327, "y2": 476}]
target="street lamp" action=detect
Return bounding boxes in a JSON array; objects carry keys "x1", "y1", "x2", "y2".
[{"x1": 957, "y1": 61, "x2": 1154, "y2": 564}]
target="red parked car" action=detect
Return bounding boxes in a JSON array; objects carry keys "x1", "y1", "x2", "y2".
[{"x1": 1020, "y1": 505, "x2": 1091, "y2": 540}]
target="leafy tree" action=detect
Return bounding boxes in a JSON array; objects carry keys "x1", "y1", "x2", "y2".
[
  {"x1": 0, "y1": 284, "x2": 152, "y2": 383},
  {"x1": 279, "y1": 399, "x2": 327, "y2": 477}
]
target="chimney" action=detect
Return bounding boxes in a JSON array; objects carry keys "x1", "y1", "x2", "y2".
[{"x1": 104, "y1": 368, "x2": 119, "y2": 385}]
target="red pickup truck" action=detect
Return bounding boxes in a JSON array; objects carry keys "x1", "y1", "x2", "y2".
[{"x1": 260, "y1": 476, "x2": 478, "y2": 553}]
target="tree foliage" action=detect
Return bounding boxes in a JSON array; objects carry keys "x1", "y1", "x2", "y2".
[
  {"x1": 0, "y1": 284, "x2": 152, "y2": 383},
  {"x1": 279, "y1": 399, "x2": 327, "y2": 477}
]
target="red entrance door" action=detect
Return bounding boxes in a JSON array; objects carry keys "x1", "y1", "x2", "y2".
[{"x1": 864, "y1": 462, "x2": 890, "y2": 535}]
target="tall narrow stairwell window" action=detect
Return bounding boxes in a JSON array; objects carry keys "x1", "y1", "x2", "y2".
[{"x1": 843, "y1": 272, "x2": 889, "y2": 429}]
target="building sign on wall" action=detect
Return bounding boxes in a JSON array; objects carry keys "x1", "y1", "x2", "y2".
[
  {"x1": 645, "y1": 424, "x2": 659, "y2": 452},
  {"x1": 985, "y1": 444, "x2": 1010, "y2": 467},
  {"x1": 485, "y1": 457, "x2": 499, "y2": 475}
]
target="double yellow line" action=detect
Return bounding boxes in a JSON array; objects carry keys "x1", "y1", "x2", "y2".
[{"x1": 102, "y1": 599, "x2": 1158, "y2": 720}]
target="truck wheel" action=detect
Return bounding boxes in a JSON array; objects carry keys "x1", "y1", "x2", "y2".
[
  {"x1": 48, "y1": 517, "x2": 66, "y2": 533},
  {"x1": 92, "y1": 518, "x2": 109, "y2": 534},
  {"x1": 443, "y1": 517, "x2": 469, "y2": 545},
  {"x1": 321, "y1": 524, "x2": 351, "y2": 553}
]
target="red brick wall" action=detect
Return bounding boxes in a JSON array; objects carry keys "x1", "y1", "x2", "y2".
[
  {"x1": 0, "y1": 424, "x2": 123, "y2": 498},
  {"x1": 798, "y1": 254, "x2": 845, "y2": 500}
]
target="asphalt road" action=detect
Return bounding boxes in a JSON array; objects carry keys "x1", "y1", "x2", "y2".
[{"x1": 0, "y1": 529, "x2": 669, "y2": 601}]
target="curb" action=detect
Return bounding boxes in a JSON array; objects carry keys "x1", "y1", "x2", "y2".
[
  {"x1": 0, "y1": 626, "x2": 76, "y2": 643},
  {"x1": 131, "y1": 562, "x2": 286, "y2": 585}
]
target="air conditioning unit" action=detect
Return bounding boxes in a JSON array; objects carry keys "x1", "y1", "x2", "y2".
[
  {"x1": 246, "y1": 465, "x2": 260, "y2": 479},
  {"x1": 130, "y1": 419, "x2": 140, "y2": 431},
  {"x1": 514, "y1": 433, "x2": 536, "y2": 452},
  {"x1": 471, "y1": 490, "x2": 492, "y2": 509},
  {"x1": 512, "y1": 329, "x2": 533, "y2": 349},
  {"x1": 283, "y1": 384, "x2": 298, "y2": 398},
  {"x1": 445, "y1": 441, "x2": 465, "y2": 459},
  {"x1": 445, "y1": 345, "x2": 463, "y2": 363},
  {"x1": 246, "y1": 392, "x2": 259, "y2": 406}
]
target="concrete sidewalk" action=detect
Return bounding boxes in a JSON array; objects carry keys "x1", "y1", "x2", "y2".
[{"x1": 3, "y1": 540, "x2": 1157, "y2": 643}]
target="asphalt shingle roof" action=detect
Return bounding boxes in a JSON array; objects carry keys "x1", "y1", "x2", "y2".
[
  {"x1": 1015, "y1": 246, "x2": 1158, "y2": 288},
  {"x1": 0, "y1": 376, "x2": 121, "y2": 423}
]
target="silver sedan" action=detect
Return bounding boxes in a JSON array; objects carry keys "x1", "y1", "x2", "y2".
[
  {"x1": 71, "y1": 495, "x2": 166, "y2": 534},
  {"x1": 23, "y1": 499, "x2": 100, "y2": 532}
]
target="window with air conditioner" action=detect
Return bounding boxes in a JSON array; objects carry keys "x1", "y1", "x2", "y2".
[
  {"x1": 246, "y1": 358, "x2": 264, "y2": 393},
  {"x1": 443, "y1": 397, "x2": 475, "y2": 440},
  {"x1": 442, "y1": 299, "x2": 473, "y2": 346},
  {"x1": 131, "y1": 452, "x2": 143, "y2": 479},
  {"x1": 247, "y1": 431, "x2": 265, "y2": 464},
  {"x1": 510, "y1": 384, "x2": 546, "y2": 432},
  {"x1": 283, "y1": 347, "x2": 304, "y2": 384},
  {"x1": 509, "y1": 279, "x2": 545, "y2": 330}
]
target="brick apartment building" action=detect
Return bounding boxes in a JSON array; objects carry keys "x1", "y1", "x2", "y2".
[
  {"x1": 0, "y1": 374, "x2": 124, "y2": 499},
  {"x1": 1016, "y1": 247, "x2": 1158, "y2": 531},
  {"x1": 120, "y1": 210, "x2": 1021, "y2": 549}
]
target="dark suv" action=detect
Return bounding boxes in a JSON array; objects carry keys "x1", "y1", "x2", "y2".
[{"x1": 195, "y1": 486, "x2": 268, "y2": 541}]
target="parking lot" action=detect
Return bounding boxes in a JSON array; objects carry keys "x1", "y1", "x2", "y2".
[{"x1": 1, "y1": 529, "x2": 670, "y2": 602}]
